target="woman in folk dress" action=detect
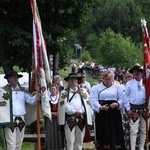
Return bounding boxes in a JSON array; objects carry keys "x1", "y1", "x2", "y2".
[
  {"x1": 89, "y1": 71, "x2": 125, "y2": 150},
  {"x1": 45, "y1": 83, "x2": 64, "y2": 150}
]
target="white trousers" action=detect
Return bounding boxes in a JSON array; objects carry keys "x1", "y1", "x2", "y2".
[
  {"x1": 64, "y1": 124, "x2": 86, "y2": 150},
  {"x1": 130, "y1": 115, "x2": 146, "y2": 150},
  {"x1": 4, "y1": 116, "x2": 25, "y2": 150}
]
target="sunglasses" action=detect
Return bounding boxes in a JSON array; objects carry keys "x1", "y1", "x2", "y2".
[{"x1": 82, "y1": 76, "x2": 86, "y2": 78}]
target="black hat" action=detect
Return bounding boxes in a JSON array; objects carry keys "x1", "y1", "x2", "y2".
[
  {"x1": 129, "y1": 65, "x2": 143, "y2": 73},
  {"x1": 64, "y1": 73, "x2": 81, "y2": 81},
  {"x1": 4, "y1": 71, "x2": 23, "y2": 79}
]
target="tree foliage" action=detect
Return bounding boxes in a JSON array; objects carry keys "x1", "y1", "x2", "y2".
[
  {"x1": 94, "y1": 29, "x2": 142, "y2": 68},
  {"x1": 0, "y1": 0, "x2": 95, "y2": 73},
  {"x1": 86, "y1": 0, "x2": 143, "y2": 43},
  {"x1": 0, "y1": 0, "x2": 149, "y2": 73},
  {"x1": 79, "y1": 50, "x2": 92, "y2": 62}
]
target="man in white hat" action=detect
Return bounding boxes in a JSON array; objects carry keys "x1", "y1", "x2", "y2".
[
  {"x1": 58, "y1": 73, "x2": 92, "y2": 150},
  {"x1": 124, "y1": 64, "x2": 146, "y2": 150},
  {"x1": 2, "y1": 71, "x2": 39, "y2": 150}
]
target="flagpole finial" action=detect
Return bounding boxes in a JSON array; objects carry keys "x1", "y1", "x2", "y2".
[{"x1": 141, "y1": 18, "x2": 147, "y2": 26}]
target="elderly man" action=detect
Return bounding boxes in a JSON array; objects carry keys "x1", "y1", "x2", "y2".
[
  {"x1": 58, "y1": 73, "x2": 92, "y2": 150},
  {"x1": 53, "y1": 75, "x2": 64, "y2": 92},
  {"x1": 124, "y1": 65, "x2": 146, "y2": 150},
  {"x1": 2, "y1": 71, "x2": 39, "y2": 150}
]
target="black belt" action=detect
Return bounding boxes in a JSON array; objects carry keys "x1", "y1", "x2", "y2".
[{"x1": 130, "y1": 103, "x2": 145, "y2": 110}]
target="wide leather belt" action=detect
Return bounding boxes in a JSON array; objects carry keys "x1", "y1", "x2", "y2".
[
  {"x1": 5, "y1": 116, "x2": 25, "y2": 132},
  {"x1": 66, "y1": 114, "x2": 85, "y2": 131}
]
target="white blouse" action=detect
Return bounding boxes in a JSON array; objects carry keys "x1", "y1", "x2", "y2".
[{"x1": 89, "y1": 82, "x2": 123, "y2": 113}]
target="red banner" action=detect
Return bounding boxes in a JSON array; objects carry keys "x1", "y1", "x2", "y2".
[
  {"x1": 141, "y1": 19, "x2": 150, "y2": 100},
  {"x1": 141, "y1": 19, "x2": 150, "y2": 143}
]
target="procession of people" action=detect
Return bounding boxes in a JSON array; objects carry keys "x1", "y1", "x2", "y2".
[{"x1": 0, "y1": 62, "x2": 149, "y2": 150}]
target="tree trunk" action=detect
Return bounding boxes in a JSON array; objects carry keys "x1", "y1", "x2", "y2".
[{"x1": 53, "y1": 53, "x2": 59, "y2": 76}]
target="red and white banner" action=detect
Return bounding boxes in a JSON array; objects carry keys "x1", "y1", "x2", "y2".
[
  {"x1": 141, "y1": 19, "x2": 150, "y2": 143},
  {"x1": 30, "y1": 0, "x2": 51, "y2": 120},
  {"x1": 141, "y1": 19, "x2": 150, "y2": 101}
]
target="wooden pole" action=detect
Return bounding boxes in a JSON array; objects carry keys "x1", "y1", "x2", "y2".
[
  {"x1": 36, "y1": 98, "x2": 41, "y2": 150},
  {"x1": 35, "y1": 73, "x2": 41, "y2": 150}
]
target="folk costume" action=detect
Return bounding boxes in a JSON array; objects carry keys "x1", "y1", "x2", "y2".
[
  {"x1": 45, "y1": 93, "x2": 64, "y2": 150},
  {"x1": 124, "y1": 65, "x2": 146, "y2": 150},
  {"x1": 2, "y1": 71, "x2": 37, "y2": 150},
  {"x1": 58, "y1": 73, "x2": 92, "y2": 150},
  {"x1": 89, "y1": 82, "x2": 125, "y2": 150}
]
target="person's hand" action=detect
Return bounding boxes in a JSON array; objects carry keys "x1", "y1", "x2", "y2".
[
  {"x1": 127, "y1": 110, "x2": 132, "y2": 118},
  {"x1": 100, "y1": 104, "x2": 109, "y2": 111},
  {"x1": 52, "y1": 112, "x2": 57, "y2": 119},
  {"x1": 110, "y1": 102, "x2": 119, "y2": 109}
]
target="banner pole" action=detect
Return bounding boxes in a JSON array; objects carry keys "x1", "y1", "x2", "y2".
[
  {"x1": 36, "y1": 97, "x2": 41, "y2": 150},
  {"x1": 35, "y1": 72, "x2": 41, "y2": 150}
]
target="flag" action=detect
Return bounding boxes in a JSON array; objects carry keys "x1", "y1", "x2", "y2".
[
  {"x1": 141, "y1": 19, "x2": 150, "y2": 101},
  {"x1": 30, "y1": 0, "x2": 51, "y2": 120},
  {"x1": 141, "y1": 19, "x2": 150, "y2": 143}
]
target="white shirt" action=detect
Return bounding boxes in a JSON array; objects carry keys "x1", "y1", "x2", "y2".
[
  {"x1": 89, "y1": 83, "x2": 123, "y2": 113},
  {"x1": 90, "y1": 62, "x2": 95, "y2": 68},
  {"x1": 124, "y1": 79, "x2": 146, "y2": 111},
  {"x1": 65, "y1": 87, "x2": 85, "y2": 115},
  {"x1": 79, "y1": 62, "x2": 84, "y2": 68},
  {"x1": 12, "y1": 86, "x2": 36, "y2": 116}
]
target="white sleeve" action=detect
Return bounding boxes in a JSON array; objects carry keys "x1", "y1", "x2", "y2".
[
  {"x1": 123, "y1": 83, "x2": 131, "y2": 111},
  {"x1": 89, "y1": 86, "x2": 101, "y2": 113},
  {"x1": 24, "y1": 92, "x2": 36, "y2": 105}
]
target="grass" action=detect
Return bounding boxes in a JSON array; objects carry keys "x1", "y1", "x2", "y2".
[
  {"x1": 86, "y1": 75, "x2": 97, "y2": 86},
  {"x1": 21, "y1": 142, "x2": 34, "y2": 150},
  {"x1": 0, "y1": 127, "x2": 34, "y2": 150},
  {"x1": 59, "y1": 69, "x2": 70, "y2": 78}
]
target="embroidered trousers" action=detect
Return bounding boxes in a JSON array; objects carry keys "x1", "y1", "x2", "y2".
[
  {"x1": 129, "y1": 115, "x2": 146, "y2": 150},
  {"x1": 4, "y1": 116, "x2": 25, "y2": 150},
  {"x1": 64, "y1": 124, "x2": 86, "y2": 150}
]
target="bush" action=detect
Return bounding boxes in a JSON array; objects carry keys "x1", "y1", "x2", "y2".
[{"x1": 79, "y1": 50, "x2": 92, "y2": 62}]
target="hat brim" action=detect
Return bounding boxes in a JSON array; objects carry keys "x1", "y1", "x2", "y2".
[
  {"x1": 129, "y1": 68, "x2": 143, "y2": 73},
  {"x1": 4, "y1": 74, "x2": 23, "y2": 79}
]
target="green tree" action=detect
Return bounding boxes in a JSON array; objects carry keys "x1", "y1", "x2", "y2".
[
  {"x1": 94, "y1": 28, "x2": 142, "y2": 68},
  {"x1": 79, "y1": 50, "x2": 92, "y2": 62},
  {"x1": 73, "y1": 0, "x2": 144, "y2": 47},
  {"x1": 0, "y1": 0, "x2": 95, "y2": 74},
  {"x1": 84, "y1": 33, "x2": 100, "y2": 58}
]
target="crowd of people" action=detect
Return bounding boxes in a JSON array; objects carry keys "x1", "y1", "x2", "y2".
[
  {"x1": 71, "y1": 61, "x2": 126, "y2": 81},
  {"x1": 0, "y1": 62, "x2": 147, "y2": 150}
]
